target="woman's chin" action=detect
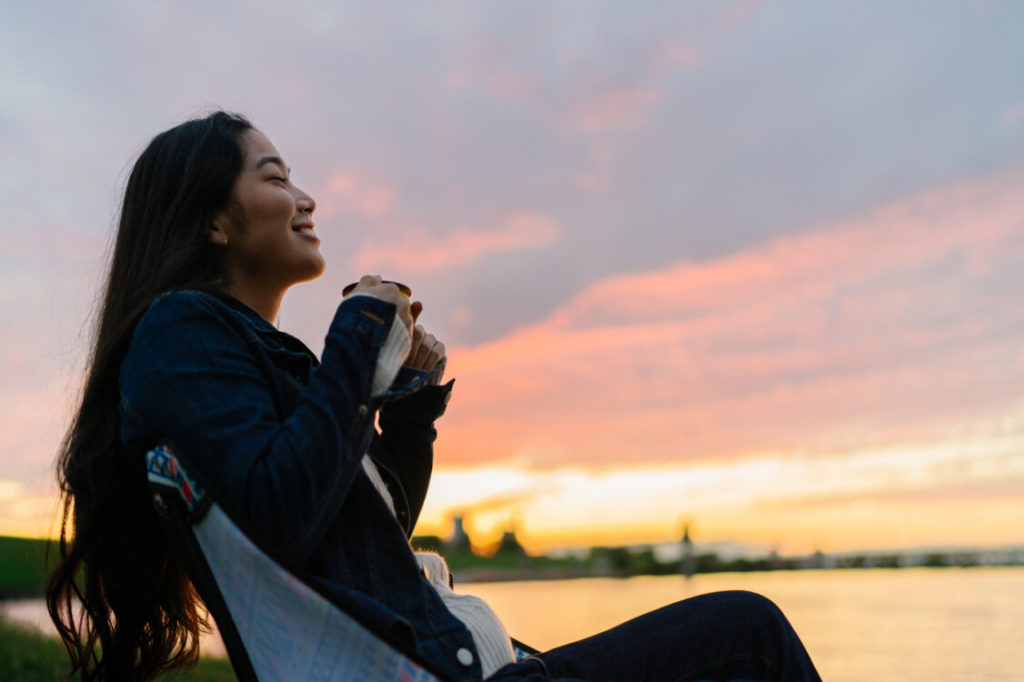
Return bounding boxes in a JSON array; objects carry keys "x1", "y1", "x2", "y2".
[{"x1": 304, "y1": 257, "x2": 327, "y2": 282}]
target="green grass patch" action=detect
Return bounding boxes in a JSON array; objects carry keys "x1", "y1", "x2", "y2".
[
  {"x1": 0, "y1": 613, "x2": 236, "y2": 681},
  {"x1": 0, "y1": 611, "x2": 66, "y2": 680},
  {"x1": 0, "y1": 535, "x2": 50, "y2": 598},
  {"x1": 1, "y1": 536, "x2": 235, "y2": 679}
]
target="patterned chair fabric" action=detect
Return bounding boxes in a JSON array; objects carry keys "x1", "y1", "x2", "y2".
[{"x1": 146, "y1": 445, "x2": 443, "y2": 682}]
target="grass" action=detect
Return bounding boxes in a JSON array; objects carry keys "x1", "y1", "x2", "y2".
[
  {"x1": 0, "y1": 535, "x2": 50, "y2": 598},
  {"x1": 1, "y1": 536, "x2": 234, "y2": 679},
  {"x1": 0, "y1": 613, "x2": 237, "y2": 681},
  {"x1": 0, "y1": 611, "x2": 66, "y2": 680},
  {"x1": 4, "y1": 534, "x2": 560, "y2": 677}
]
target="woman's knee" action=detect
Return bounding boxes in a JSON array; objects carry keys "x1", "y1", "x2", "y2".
[
  {"x1": 686, "y1": 589, "x2": 782, "y2": 614},
  {"x1": 697, "y1": 591, "x2": 819, "y2": 680},
  {"x1": 722, "y1": 590, "x2": 790, "y2": 628},
  {"x1": 725, "y1": 589, "x2": 784, "y2": 614},
  {"x1": 680, "y1": 590, "x2": 792, "y2": 638}
]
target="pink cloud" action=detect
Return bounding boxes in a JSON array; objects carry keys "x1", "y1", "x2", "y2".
[
  {"x1": 352, "y1": 211, "x2": 561, "y2": 274},
  {"x1": 478, "y1": 63, "x2": 539, "y2": 100},
  {"x1": 649, "y1": 41, "x2": 701, "y2": 75},
  {"x1": 722, "y1": 0, "x2": 763, "y2": 24},
  {"x1": 575, "y1": 141, "x2": 615, "y2": 191},
  {"x1": 554, "y1": 172, "x2": 1023, "y2": 329},
  {"x1": 442, "y1": 70, "x2": 468, "y2": 89},
  {"x1": 1005, "y1": 105, "x2": 1024, "y2": 125},
  {"x1": 437, "y1": 169, "x2": 1024, "y2": 468},
  {"x1": 575, "y1": 174, "x2": 611, "y2": 192},
  {"x1": 564, "y1": 85, "x2": 665, "y2": 135},
  {"x1": 447, "y1": 36, "x2": 540, "y2": 100},
  {"x1": 315, "y1": 169, "x2": 395, "y2": 221}
]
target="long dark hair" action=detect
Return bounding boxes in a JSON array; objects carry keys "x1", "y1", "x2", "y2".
[{"x1": 46, "y1": 111, "x2": 253, "y2": 680}]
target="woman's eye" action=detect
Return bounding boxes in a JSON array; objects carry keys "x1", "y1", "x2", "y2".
[{"x1": 270, "y1": 176, "x2": 287, "y2": 184}]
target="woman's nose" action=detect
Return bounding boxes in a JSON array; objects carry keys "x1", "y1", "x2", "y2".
[{"x1": 295, "y1": 187, "x2": 316, "y2": 215}]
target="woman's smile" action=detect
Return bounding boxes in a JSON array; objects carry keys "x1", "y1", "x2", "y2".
[{"x1": 292, "y1": 220, "x2": 320, "y2": 243}]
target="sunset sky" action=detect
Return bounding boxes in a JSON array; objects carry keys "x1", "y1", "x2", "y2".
[{"x1": 2, "y1": 1, "x2": 1023, "y2": 556}]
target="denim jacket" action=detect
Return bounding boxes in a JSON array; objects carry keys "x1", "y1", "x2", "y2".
[{"x1": 119, "y1": 290, "x2": 484, "y2": 681}]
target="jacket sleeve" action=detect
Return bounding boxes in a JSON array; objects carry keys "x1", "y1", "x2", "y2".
[
  {"x1": 372, "y1": 378, "x2": 454, "y2": 534},
  {"x1": 120, "y1": 291, "x2": 398, "y2": 559}
]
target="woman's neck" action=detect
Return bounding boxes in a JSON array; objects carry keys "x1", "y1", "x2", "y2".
[{"x1": 224, "y1": 283, "x2": 284, "y2": 325}]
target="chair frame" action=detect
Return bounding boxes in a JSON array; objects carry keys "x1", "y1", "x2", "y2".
[{"x1": 145, "y1": 444, "x2": 452, "y2": 681}]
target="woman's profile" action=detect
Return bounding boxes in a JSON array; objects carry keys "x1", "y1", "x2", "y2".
[{"x1": 47, "y1": 111, "x2": 821, "y2": 681}]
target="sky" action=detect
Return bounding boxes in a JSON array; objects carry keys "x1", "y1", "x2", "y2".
[{"x1": 2, "y1": 1, "x2": 1023, "y2": 555}]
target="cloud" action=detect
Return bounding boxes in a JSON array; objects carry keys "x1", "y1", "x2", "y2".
[
  {"x1": 649, "y1": 40, "x2": 701, "y2": 74},
  {"x1": 722, "y1": 0, "x2": 763, "y2": 24},
  {"x1": 551, "y1": 175, "x2": 1021, "y2": 329},
  {"x1": 475, "y1": 62, "x2": 540, "y2": 101},
  {"x1": 1005, "y1": 105, "x2": 1024, "y2": 125},
  {"x1": 0, "y1": 479, "x2": 24, "y2": 501},
  {"x1": 315, "y1": 169, "x2": 396, "y2": 221},
  {"x1": 765, "y1": 476, "x2": 1024, "y2": 509},
  {"x1": 0, "y1": 496, "x2": 60, "y2": 539},
  {"x1": 352, "y1": 211, "x2": 561, "y2": 273},
  {"x1": 564, "y1": 85, "x2": 666, "y2": 135},
  {"x1": 436, "y1": 170, "x2": 1024, "y2": 468},
  {"x1": 439, "y1": 63, "x2": 538, "y2": 100},
  {"x1": 0, "y1": 480, "x2": 60, "y2": 539},
  {"x1": 555, "y1": 36, "x2": 696, "y2": 137}
]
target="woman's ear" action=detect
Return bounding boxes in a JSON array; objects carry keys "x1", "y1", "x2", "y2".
[{"x1": 209, "y1": 215, "x2": 229, "y2": 246}]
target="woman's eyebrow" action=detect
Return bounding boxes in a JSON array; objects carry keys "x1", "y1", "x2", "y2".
[{"x1": 255, "y1": 155, "x2": 290, "y2": 173}]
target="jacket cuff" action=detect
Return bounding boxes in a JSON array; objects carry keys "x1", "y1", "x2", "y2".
[{"x1": 381, "y1": 379, "x2": 454, "y2": 421}]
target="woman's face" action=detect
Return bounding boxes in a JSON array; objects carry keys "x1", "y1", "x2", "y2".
[{"x1": 213, "y1": 129, "x2": 325, "y2": 296}]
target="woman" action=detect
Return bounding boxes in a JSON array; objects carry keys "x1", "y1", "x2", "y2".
[{"x1": 48, "y1": 111, "x2": 821, "y2": 681}]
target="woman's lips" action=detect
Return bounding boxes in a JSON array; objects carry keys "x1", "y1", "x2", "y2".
[{"x1": 292, "y1": 223, "x2": 319, "y2": 242}]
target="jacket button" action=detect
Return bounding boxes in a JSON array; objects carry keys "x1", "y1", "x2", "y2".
[
  {"x1": 456, "y1": 648, "x2": 474, "y2": 666},
  {"x1": 357, "y1": 404, "x2": 369, "y2": 416}
]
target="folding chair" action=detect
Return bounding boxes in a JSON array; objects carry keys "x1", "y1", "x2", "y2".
[{"x1": 145, "y1": 444, "x2": 450, "y2": 681}]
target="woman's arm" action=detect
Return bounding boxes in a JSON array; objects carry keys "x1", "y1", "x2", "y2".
[
  {"x1": 373, "y1": 322, "x2": 450, "y2": 532},
  {"x1": 120, "y1": 290, "x2": 398, "y2": 558},
  {"x1": 374, "y1": 379, "x2": 454, "y2": 533}
]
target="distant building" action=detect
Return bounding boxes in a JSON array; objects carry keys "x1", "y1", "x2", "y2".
[
  {"x1": 445, "y1": 515, "x2": 472, "y2": 552},
  {"x1": 494, "y1": 527, "x2": 528, "y2": 558},
  {"x1": 804, "y1": 549, "x2": 836, "y2": 570},
  {"x1": 680, "y1": 523, "x2": 695, "y2": 578}
]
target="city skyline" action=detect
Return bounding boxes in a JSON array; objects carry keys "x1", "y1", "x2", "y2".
[{"x1": 419, "y1": 511, "x2": 1024, "y2": 571}]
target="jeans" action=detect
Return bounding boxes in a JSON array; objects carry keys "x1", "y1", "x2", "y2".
[{"x1": 491, "y1": 590, "x2": 822, "y2": 681}]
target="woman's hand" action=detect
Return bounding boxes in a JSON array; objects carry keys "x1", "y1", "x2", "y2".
[
  {"x1": 351, "y1": 275, "x2": 413, "y2": 335},
  {"x1": 349, "y1": 275, "x2": 444, "y2": 375},
  {"x1": 406, "y1": 299, "x2": 446, "y2": 375},
  {"x1": 405, "y1": 324, "x2": 446, "y2": 373}
]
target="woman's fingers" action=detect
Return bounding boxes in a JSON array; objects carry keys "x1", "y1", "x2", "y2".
[{"x1": 406, "y1": 326, "x2": 445, "y2": 370}]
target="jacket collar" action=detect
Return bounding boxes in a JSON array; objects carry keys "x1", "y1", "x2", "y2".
[{"x1": 201, "y1": 290, "x2": 318, "y2": 362}]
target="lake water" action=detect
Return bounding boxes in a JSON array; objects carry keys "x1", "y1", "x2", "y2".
[{"x1": 4, "y1": 567, "x2": 1021, "y2": 681}]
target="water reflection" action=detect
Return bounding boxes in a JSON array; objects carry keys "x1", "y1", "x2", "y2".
[
  {"x1": 462, "y1": 567, "x2": 1024, "y2": 682},
  {"x1": 4, "y1": 567, "x2": 1021, "y2": 681}
]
